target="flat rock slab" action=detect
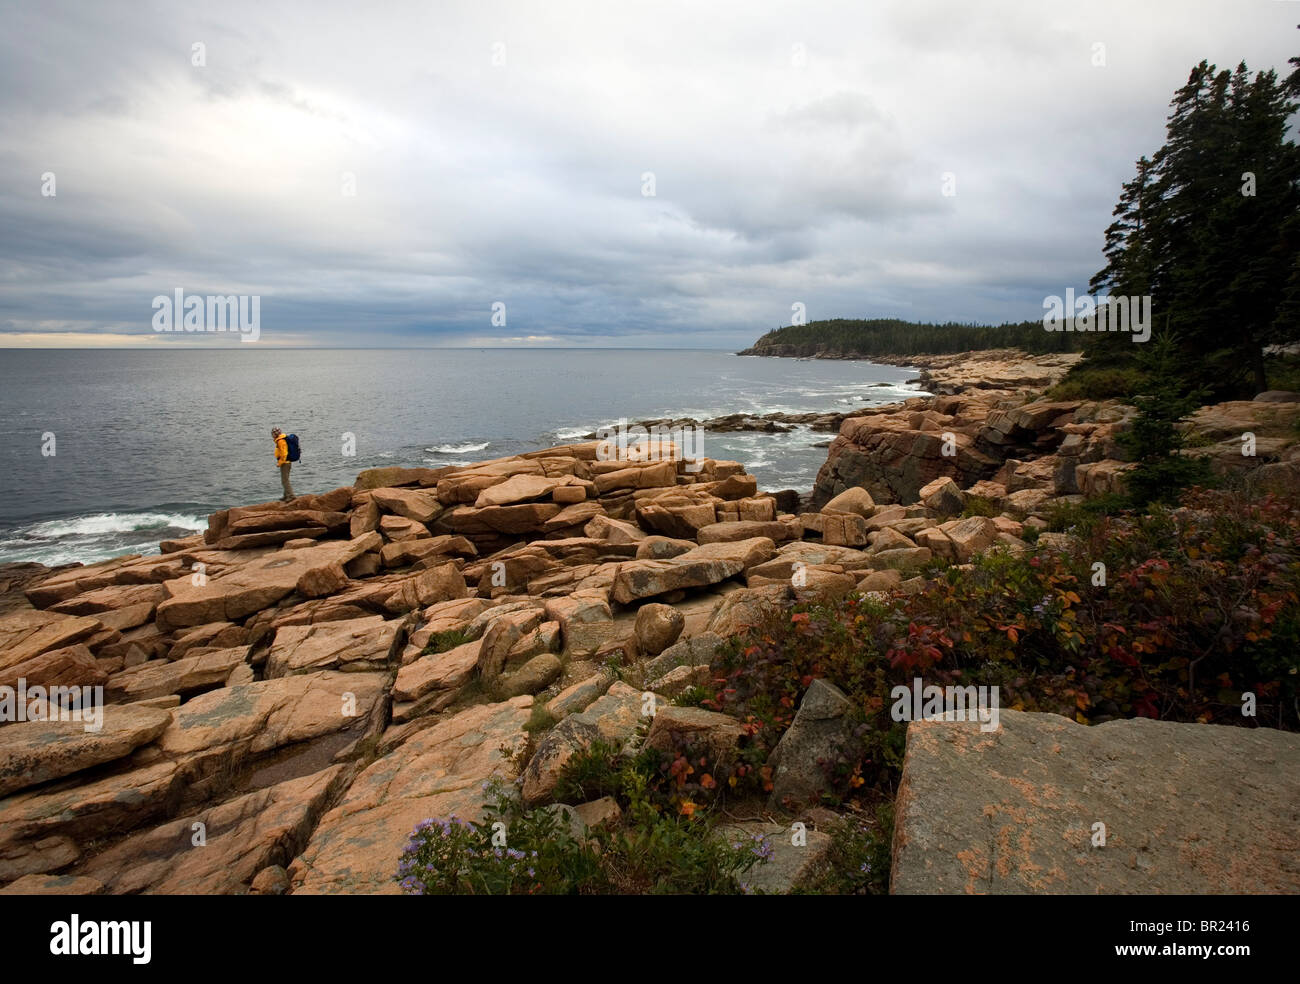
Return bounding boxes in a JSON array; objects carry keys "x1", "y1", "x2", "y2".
[
  {"x1": 0, "y1": 704, "x2": 172, "y2": 798},
  {"x1": 106, "y1": 647, "x2": 245, "y2": 702},
  {"x1": 290, "y1": 697, "x2": 532, "y2": 894},
  {"x1": 0, "y1": 609, "x2": 105, "y2": 669},
  {"x1": 392, "y1": 640, "x2": 478, "y2": 702},
  {"x1": 0, "y1": 761, "x2": 180, "y2": 883},
  {"x1": 723, "y1": 822, "x2": 832, "y2": 895},
  {"x1": 76, "y1": 765, "x2": 350, "y2": 894},
  {"x1": 891, "y1": 709, "x2": 1300, "y2": 895},
  {"x1": 265, "y1": 615, "x2": 399, "y2": 678},
  {"x1": 611, "y1": 538, "x2": 776, "y2": 604},
  {"x1": 158, "y1": 671, "x2": 387, "y2": 777},
  {"x1": 155, "y1": 535, "x2": 378, "y2": 632}
]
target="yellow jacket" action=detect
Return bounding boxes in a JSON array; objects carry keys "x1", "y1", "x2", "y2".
[{"x1": 274, "y1": 433, "x2": 288, "y2": 466}]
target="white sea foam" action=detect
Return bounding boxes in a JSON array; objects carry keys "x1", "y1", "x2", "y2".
[
  {"x1": 20, "y1": 512, "x2": 206, "y2": 538},
  {"x1": 552, "y1": 427, "x2": 591, "y2": 441},
  {"x1": 424, "y1": 441, "x2": 490, "y2": 454},
  {"x1": 0, "y1": 511, "x2": 208, "y2": 566}
]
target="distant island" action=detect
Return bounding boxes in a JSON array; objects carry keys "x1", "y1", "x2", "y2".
[{"x1": 737, "y1": 317, "x2": 1081, "y2": 360}]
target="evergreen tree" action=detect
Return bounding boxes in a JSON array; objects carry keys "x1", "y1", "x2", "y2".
[
  {"x1": 1118, "y1": 334, "x2": 1214, "y2": 507},
  {"x1": 1088, "y1": 55, "x2": 1300, "y2": 396}
]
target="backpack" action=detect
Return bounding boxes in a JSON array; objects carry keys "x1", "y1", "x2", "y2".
[{"x1": 285, "y1": 433, "x2": 301, "y2": 462}]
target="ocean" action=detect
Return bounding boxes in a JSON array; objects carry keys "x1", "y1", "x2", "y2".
[{"x1": 0, "y1": 348, "x2": 919, "y2": 566}]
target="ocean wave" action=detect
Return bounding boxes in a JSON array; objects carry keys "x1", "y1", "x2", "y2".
[
  {"x1": 424, "y1": 441, "x2": 490, "y2": 454},
  {"x1": 0, "y1": 510, "x2": 208, "y2": 566},
  {"x1": 19, "y1": 511, "x2": 206, "y2": 538},
  {"x1": 552, "y1": 427, "x2": 591, "y2": 441}
]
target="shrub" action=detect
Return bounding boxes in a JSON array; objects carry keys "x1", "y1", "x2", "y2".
[
  {"x1": 398, "y1": 765, "x2": 766, "y2": 894},
  {"x1": 960, "y1": 496, "x2": 1000, "y2": 518},
  {"x1": 796, "y1": 805, "x2": 894, "y2": 895},
  {"x1": 692, "y1": 488, "x2": 1299, "y2": 805},
  {"x1": 1047, "y1": 367, "x2": 1145, "y2": 401},
  {"x1": 422, "y1": 627, "x2": 475, "y2": 655},
  {"x1": 396, "y1": 783, "x2": 604, "y2": 895}
]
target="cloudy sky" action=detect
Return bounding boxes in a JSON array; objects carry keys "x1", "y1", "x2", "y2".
[{"x1": 0, "y1": 0, "x2": 1294, "y2": 348}]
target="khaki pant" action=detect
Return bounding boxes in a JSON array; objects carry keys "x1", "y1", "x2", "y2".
[{"x1": 280, "y1": 462, "x2": 295, "y2": 501}]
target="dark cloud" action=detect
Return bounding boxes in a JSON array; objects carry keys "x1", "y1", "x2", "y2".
[{"x1": 0, "y1": 0, "x2": 1293, "y2": 347}]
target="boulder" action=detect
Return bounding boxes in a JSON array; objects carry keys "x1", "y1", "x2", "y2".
[
  {"x1": 522, "y1": 682, "x2": 644, "y2": 805},
  {"x1": 546, "y1": 673, "x2": 612, "y2": 720},
  {"x1": 822, "y1": 486, "x2": 875, "y2": 517},
  {"x1": 633, "y1": 603, "x2": 685, "y2": 657},
  {"x1": 476, "y1": 616, "x2": 523, "y2": 684},
  {"x1": 106, "y1": 647, "x2": 245, "y2": 702},
  {"x1": 766, "y1": 679, "x2": 859, "y2": 808},
  {"x1": 354, "y1": 466, "x2": 447, "y2": 490},
  {"x1": 0, "y1": 610, "x2": 105, "y2": 670},
  {"x1": 475, "y1": 474, "x2": 568, "y2": 507},
  {"x1": 937, "y1": 516, "x2": 999, "y2": 563},
  {"x1": 0, "y1": 643, "x2": 107, "y2": 694},
  {"x1": 611, "y1": 539, "x2": 776, "y2": 605},
  {"x1": 644, "y1": 705, "x2": 744, "y2": 768},
  {"x1": 583, "y1": 515, "x2": 647, "y2": 544},
  {"x1": 819, "y1": 512, "x2": 868, "y2": 547},
  {"x1": 378, "y1": 515, "x2": 430, "y2": 541},
  {"x1": 697, "y1": 519, "x2": 800, "y2": 544},
  {"x1": 265, "y1": 615, "x2": 400, "y2": 678},
  {"x1": 642, "y1": 631, "x2": 726, "y2": 682},
  {"x1": 393, "y1": 639, "x2": 480, "y2": 702},
  {"x1": 370, "y1": 487, "x2": 443, "y2": 524},
  {"x1": 635, "y1": 536, "x2": 696, "y2": 559},
  {"x1": 872, "y1": 547, "x2": 933, "y2": 573},
  {"x1": 722, "y1": 821, "x2": 833, "y2": 894},
  {"x1": 919, "y1": 476, "x2": 965, "y2": 516},
  {"x1": 496, "y1": 653, "x2": 563, "y2": 698},
  {"x1": 705, "y1": 584, "x2": 791, "y2": 637}
]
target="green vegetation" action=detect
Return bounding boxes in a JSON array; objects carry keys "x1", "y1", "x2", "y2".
[
  {"x1": 1045, "y1": 366, "x2": 1145, "y2": 401},
  {"x1": 702, "y1": 487, "x2": 1298, "y2": 806},
  {"x1": 398, "y1": 487, "x2": 1299, "y2": 894},
  {"x1": 1080, "y1": 54, "x2": 1300, "y2": 398},
  {"x1": 397, "y1": 768, "x2": 768, "y2": 895},
  {"x1": 1116, "y1": 335, "x2": 1216, "y2": 507},
  {"x1": 795, "y1": 806, "x2": 893, "y2": 896},
  {"x1": 421, "y1": 627, "x2": 475, "y2": 655},
  {"x1": 742, "y1": 317, "x2": 1080, "y2": 358}
]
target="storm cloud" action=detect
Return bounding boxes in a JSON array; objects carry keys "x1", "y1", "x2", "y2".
[{"x1": 0, "y1": 0, "x2": 1293, "y2": 347}]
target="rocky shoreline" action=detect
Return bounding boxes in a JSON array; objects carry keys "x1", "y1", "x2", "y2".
[{"x1": 0, "y1": 348, "x2": 1297, "y2": 894}]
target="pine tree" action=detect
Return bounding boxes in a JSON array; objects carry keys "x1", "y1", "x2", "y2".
[
  {"x1": 1118, "y1": 334, "x2": 1214, "y2": 507},
  {"x1": 1087, "y1": 55, "x2": 1300, "y2": 396}
]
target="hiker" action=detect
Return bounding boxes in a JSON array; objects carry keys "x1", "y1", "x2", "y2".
[{"x1": 272, "y1": 427, "x2": 296, "y2": 502}]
